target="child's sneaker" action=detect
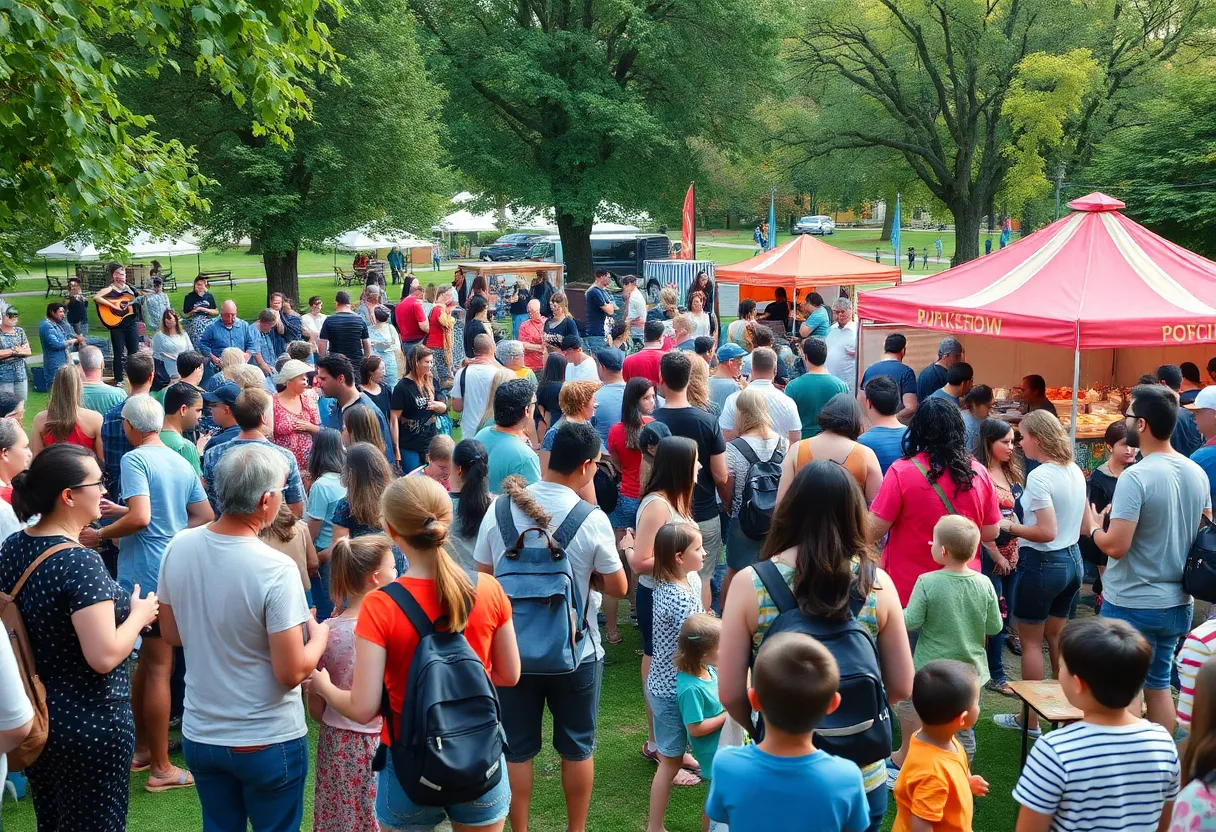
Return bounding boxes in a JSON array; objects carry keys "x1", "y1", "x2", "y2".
[{"x1": 993, "y1": 712, "x2": 1041, "y2": 738}]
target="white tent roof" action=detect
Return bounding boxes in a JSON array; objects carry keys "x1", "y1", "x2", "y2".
[
  {"x1": 333, "y1": 226, "x2": 432, "y2": 251},
  {"x1": 37, "y1": 232, "x2": 200, "y2": 260},
  {"x1": 432, "y1": 209, "x2": 499, "y2": 234}
]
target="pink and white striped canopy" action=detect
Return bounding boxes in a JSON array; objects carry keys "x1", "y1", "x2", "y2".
[{"x1": 857, "y1": 193, "x2": 1216, "y2": 349}]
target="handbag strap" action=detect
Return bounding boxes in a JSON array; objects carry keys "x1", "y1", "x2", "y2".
[
  {"x1": 8, "y1": 543, "x2": 76, "y2": 600},
  {"x1": 911, "y1": 458, "x2": 957, "y2": 515}
]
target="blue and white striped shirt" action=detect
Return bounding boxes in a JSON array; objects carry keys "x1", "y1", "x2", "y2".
[{"x1": 1012, "y1": 720, "x2": 1179, "y2": 830}]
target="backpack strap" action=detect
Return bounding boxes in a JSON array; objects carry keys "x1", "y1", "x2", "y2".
[
  {"x1": 494, "y1": 495, "x2": 521, "y2": 550},
  {"x1": 911, "y1": 458, "x2": 958, "y2": 515},
  {"x1": 753, "y1": 559, "x2": 797, "y2": 615},
  {"x1": 553, "y1": 500, "x2": 596, "y2": 549},
  {"x1": 380, "y1": 582, "x2": 435, "y2": 640},
  {"x1": 731, "y1": 437, "x2": 760, "y2": 467},
  {"x1": 6, "y1": 543, "x2": 75, "y2": 600}
]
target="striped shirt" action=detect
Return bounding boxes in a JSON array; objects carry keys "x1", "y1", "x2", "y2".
[
  {"x1": 1012, "y1": 720, "x2": 1179, "y2": 830},
  {"x1": 1177, "y1": 619, "x2": 1216, "y2": 728}
]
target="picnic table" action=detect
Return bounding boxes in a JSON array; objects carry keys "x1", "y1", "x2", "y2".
[{"x1": 1009, "y1": 680, "x2": 1084, "y2": 767}]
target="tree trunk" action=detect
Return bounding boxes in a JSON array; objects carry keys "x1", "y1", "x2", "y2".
[
  {"x1": 556, "y1": 209, "x2": 595, "y2": 286},
  {"x1": 264, "y1": 248, "x2": 300, "y2": 305},
  {"x1": 880, "y1": 191, "x2": 896, "y2": 241},
  {"x1": 951, "y1": 202, "x2": 983, "y2": 266}
]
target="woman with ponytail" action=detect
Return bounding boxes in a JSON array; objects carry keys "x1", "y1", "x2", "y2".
[
  {"x1": 309, "y1": 476, "x2": 520, "y2": 832},
  {"x1": 0, "y1": 444, "x2": 159, "y2": 828},
  {"x1": 447, "y1": 439, "x2": 491, "y2": 570}
]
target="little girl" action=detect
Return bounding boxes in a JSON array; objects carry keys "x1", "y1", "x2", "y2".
[
  {"x1": 646, "y1": 522, "x2": 706, "y2": 832},
  {"x1": 309, "y1": 535, "x2": 397, "y2": 832},
  {"x1": 675, "y1": 613, "x2": 727, "y2": 832}
]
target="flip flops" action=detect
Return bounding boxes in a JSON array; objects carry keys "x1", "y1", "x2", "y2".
[{"x1": 146, "y1": 768, "x2": 195, "y2": 793}]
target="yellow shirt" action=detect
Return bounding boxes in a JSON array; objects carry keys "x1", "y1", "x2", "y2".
[{"x1": 892, "y1": 734, "x2": 973, "y2": 832}]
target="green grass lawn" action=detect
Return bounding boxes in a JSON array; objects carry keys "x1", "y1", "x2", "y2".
[{"x1": 2, "y1": 603, "x2": 1034, "y2": 832}]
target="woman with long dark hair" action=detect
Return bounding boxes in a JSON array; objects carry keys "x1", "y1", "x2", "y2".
[
  {"x1": 630, "y1": 436, "x2": 702, "y2": 784},
  {"x1": 719, "y1": 460, "x2": 913, "y2": 831},
  {"x1": 389, "y1": 344, "x2": 447, "y2": 474},
  {"x1": 535, "y1": 352, "x2": 567, "y2": 436},
  {"x1": 446, "y1": 439, "x2": 491, "y2": 570},
  {"x1": 973, "y1": 417, "x2": 1023, "y2": 695}
]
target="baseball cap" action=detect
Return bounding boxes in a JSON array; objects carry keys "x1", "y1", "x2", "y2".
[
  {"x1": 596, "y1": 348, "x2": 624, "y2": 371},
  {"x1": 202, "y1": 381, "x2": 241, "y2": 406},
  {"x1": 638, "y1": 421, "x2": 672, "y2": 453},
  {"x1": 717, "y1": 343, "x2": 746, "y2": 362},
  {"x1": 1186, "y1": 386, "x2": 1216, "y2": 411},
  {"x1": 938, "y1": 337, "x2": 962, "y2": 357}
]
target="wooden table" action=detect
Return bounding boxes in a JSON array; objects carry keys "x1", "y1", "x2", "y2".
[{"x1": 1009, "y1": 680, "x2": 1084, "y2": 767}]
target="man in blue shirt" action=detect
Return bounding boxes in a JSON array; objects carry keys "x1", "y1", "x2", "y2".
[
  {"x1": 1160, "y1": 364, "x2": 1203, "y2": 456},
  {"x1": 916, "y1": 337, "x2": 962, "y2": 402},
  {"x1": 198, "y1": 300, "x2": 256, "y2": 383},
  {"x1": 584, "y1": 269, "x2": 616, "y2": 352},
  {"x1": 251, "y1": 308, "x2": 284, "y2": 377},
  {"x1": 201, "y1": 382, "x2": 243, "y2": 453},
  {"x1": 38, "y1": 301, "x2": 82, "y2": 382},
  {"x1": 591, "y1": 348, "x2": 627, "y2": 445},
  {"x1": 1188, "y1": 386, "x2": 1216, "y2": 506},
  {"x1": 315, "y1": 353, "x2": 395, "y2": 465},
  {"x1": 201, "y1": 387, "x2": 305, "y2": 517},
  {"x1": 860, "y1": 333, "x2": 919, "y2": 423}
]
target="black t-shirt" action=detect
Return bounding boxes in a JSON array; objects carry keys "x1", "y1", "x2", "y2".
[
  {"x1": 508, "y1": 285, "x2": 531, "y2": 316},
  {"x1": 653, "y1": 405, "x2": 726, "y2": 521},
  {"x1": 464, "y1": 318, "x2": 490, "y2": 358},
  {"x1": 183, "y1": 291, "x2": 217, "y2": 316},
  {"x1": 586, "y1": 286, "x2": 612, "y2": 337},
  {"x1": 764, "y1": 301, "x2": 790, "y2": 324},
  {"x1": 319, "y1": 311, "x2": 370, "y2": 362},
  {"x1": 543, "y1": 316, "x2": 579, "y2": 350},
  {"x1": 361, "y1": 385, "x2": 392, "y2": 420},
  {"x1": 536, "y1": 380, "x2": 563, "y2": 425},
  {"x1": 533, "y1": 281, "x2": 554, "y2": 318},
  {"x1": 390, "y1": 377, "x2": 446, "y2": 453},
  {"x1": 916, "y1": 363, "x2": 949, "y2": 402},
  {"x1": 66, "y1": 295, "x2": 89, "y2": 324}
]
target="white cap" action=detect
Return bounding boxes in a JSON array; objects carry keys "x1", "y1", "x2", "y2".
[{"x1": 1185, "y1": 386, "x2": 1216, "y2": 411}]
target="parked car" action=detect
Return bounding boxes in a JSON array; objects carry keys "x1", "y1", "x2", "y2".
[
  {"x1": 527, "y1": 232, "x2": 672, "y2": 295},
  {"x1": 479, "y1": 233, "x2": 545, "y2": 261},
  {"x1": 793, "y1": 215, "x2": 835, "y2": 235}
]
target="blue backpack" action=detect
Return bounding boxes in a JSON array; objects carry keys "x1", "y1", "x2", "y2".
[
  {"x1": 493, "y1": 495, "x2": 597, "y2": 675},
  {"x1": 374, "y1": 579, "x2": 506, "y2": 807},
  {"x1": 752, "y1": 559, "x2": 892, "y2": 767}
]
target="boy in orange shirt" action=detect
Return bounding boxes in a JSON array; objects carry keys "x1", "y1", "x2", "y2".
[{"x1": 893, "y1": 660, "x2": 989, "y2": 832}]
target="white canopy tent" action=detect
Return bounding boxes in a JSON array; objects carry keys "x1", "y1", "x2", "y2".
[
  {"x1": 431, "y1": 209, "x2": 500, "y2": 234},
  {"x1": 333, "y1": 226, "x2": 432, "y2": 251},
  {"x1": 37, "y1": 232, "x2": 202, "y2": 277}
]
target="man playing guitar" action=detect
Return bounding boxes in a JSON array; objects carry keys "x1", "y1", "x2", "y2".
[{"x1": 93, "y1": 263, "x2": 144, "y2": 384}]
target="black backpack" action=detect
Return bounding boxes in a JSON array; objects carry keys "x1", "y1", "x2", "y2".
[
  {"x1": 594, "y1": 458, "x2": 621, "y2": 515},
  {"x1": 732, "y1": 438, "x2": 785, "y2": 540},
  {"x1": 752, "y1": 560, "x2": 891, "y2": 767},
  {"x1": 374, "y1": 579, "x2": 505, "y2": 807}
]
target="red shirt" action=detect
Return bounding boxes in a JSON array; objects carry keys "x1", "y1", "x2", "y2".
[
  {"x1": 623, "y1": 347, "x2": 664, "y2": 386},
  {"x1": 355, "y1": 574, "x2": 512, "y2": 743},
  {"x1": 395, "y1": 296, "x2": 426, "y2": 342},
  {"x1": 608, "y1": 416, "x2": 653, "y2": 498},
  {"x1": 518, "y1": 317, "x2": 545, "y2": 372},
  {"x1": 426, "y1": 305, "x2": 446, "y2": 349}
]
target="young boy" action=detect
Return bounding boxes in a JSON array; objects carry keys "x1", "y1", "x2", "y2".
[
  {"x1": 892, "y1": 516, "x2": 1001, "y2": 774},
  {"x1": 893, "y1": 660, "x2": 988, "y2": 832},
  {"x1": 706, "y1": 632, "x2": 869, "y2": 832},
  {"x1": 1013, "y1": 618, "x2": 1179, "y2": 831}
]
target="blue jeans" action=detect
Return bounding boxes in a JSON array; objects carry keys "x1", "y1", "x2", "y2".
[
  {"x1": 313, "y1": 561, "x2": 334, "y2": 621},
  {"x1": 584, "y1": 335, "x2": 608, "y2": 352},
  {"x1": 865, "y1": 786, "x2": 888, "y2": 832},
  {"x1": 399, "y1": 448, "x2": 424, "y2": 474},
  {"x1": 982, "y1": 550, "x2": 1014, "y2": 685},
  {"x1": 183, "y1": 736, "x2": 309, "y2": 832},
  {"x1": 1102, "y1": 601, "x2": 1193, "y2": 690}
]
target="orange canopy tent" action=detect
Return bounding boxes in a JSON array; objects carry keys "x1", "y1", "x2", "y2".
[{"x1": 715, "y1": 233, "x2": 902, "y2": 295}]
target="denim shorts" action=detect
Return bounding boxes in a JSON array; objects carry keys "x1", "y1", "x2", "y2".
[
  {"x1": 608, "y1": 494, "x2": 641, "y2": 531},
  {"x1": 1013, "y1": 545, "x2": 1082, "y2": 624},
  {"x1": 645, "y1": 688, "x2": 687, "y2": 759},
  {"x1": 375, "y1": 750, "x2": 510, "y2": 831},
  {"x1": 636, "y1": 583, "x2": 654, "y2": 656},
  {"x1": 497, "y1": 659, "x2": 603, "y2": 763},
  {"x1": 1101, "y1": 601, "x2": 1193, "y2": 690}
]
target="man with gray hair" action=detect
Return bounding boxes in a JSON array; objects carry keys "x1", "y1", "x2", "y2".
[
  {"x1": 824, "y1": 296, "x2": 859, "y2": 394},
  {"x1": 157, "y1": 441, "x2": 327, "y2": 830},
  {"x1": 202, "y1": 387, "x2": 305, "y2": 517},
  {"x1": 78, "y1": 344, "x2": 128, "y2": 414},
  {"x1": 916, "y1": 336, "x2": 963, "y2": 402},
  {"x1": 81, "y1": 392, "x2": 211, "y2": 790},
  {"x1": 496, "y1": 339, "x2": 529, "y2": 378}
]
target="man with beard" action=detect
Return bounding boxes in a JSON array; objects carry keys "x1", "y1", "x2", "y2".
[{"x1": 1083, "y1": 384, "x2": 1211, "y2": 734}]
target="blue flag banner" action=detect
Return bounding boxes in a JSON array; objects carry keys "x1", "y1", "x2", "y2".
[
  {"x1": 767, "y1": 190, "x2": 777, "y2": 251},
  {"x1": 891, "y1": 193, "x2": 901, "y2": 266}
]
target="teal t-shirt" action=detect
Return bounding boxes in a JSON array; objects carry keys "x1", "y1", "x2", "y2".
[
  {"x1": 805, "y1": 306, "x2": 831, "y2": 338},
  {"x1": 82, "y1": 382, "x2": 126, "y2": 415},
  {"x1": 475, "y1": 425, "x2": 542, "y2": 492},
  {"x1": 677, "y1": 668, "x2": 725, "y2": 778},
  {"x1": 784, "y1": 372, "x2": 849, "y2": 438}
]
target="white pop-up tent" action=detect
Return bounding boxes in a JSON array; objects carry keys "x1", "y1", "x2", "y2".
[
  {"x1": 37, "y1": 232, "x2": 202, "y2": 276},
  {"x1": 333, "y1": 226, "x2": 432, "y2": 252}
]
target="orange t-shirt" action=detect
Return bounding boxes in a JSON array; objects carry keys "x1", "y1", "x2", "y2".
[
  {"x1": 354, "y1": 573, "x2": 513, "y2": 743},
  {"x1": 892, "y1": 735, "x2": 973, "y2": 832}
]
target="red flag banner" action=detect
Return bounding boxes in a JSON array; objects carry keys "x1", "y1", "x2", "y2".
[{"x1": 680, "y1": 183, "x2": 695, "y2": 259}]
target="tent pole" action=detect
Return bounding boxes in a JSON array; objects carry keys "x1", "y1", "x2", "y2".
[{"x1": 1069, "y1": 323, "x2": 1081, "y2": 444}]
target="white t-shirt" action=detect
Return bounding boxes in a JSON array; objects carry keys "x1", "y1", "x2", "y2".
[
  {"x1": 718, "y1": 379, "x2": 801, "y2": 439},
  {"x1": 0, "y1": 630, "x2": 34, "y2": 787},
  {"x1": 727, "y1": 319, "x2": 749, "y2": 347},
  {"x1": 824, "y1": 320, "x2": 858, "y2": 394},
  {"x1": 455, "y1": 363, "x2": 500, "y2": 434},
  {"x1": 565, "y1": 355, "x2": 600, "y2": 383},
  {"x1": 158, "y1": 526, "x2": 311, "y2": 746},
  {"x1": 301, "y1": 312, "x2": 327, "y2": 337},
  {"x1": 688, "y1": 311, "x2": 712, "y2": 339},
  {"x1": 1019, "y1": 461, "x2": 1086, "y2": 551},
  {"x1": 474, "y1": 481, "x2": 623, "y2": 662},
  {"x1": 627, "y1": 291, "x2": 647, "y2": 333}
]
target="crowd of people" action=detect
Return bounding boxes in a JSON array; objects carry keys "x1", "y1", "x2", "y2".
[{"x1": 3, "y1": 264, "x2": 1216, "y2": 832}]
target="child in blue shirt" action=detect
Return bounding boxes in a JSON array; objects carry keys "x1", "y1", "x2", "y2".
[
  {"x1": 676, "y1": 613, "x2": 726, "y2": 832},
  {"x1": 707, "y1": 632, "x2": 869, "y2": 832}
]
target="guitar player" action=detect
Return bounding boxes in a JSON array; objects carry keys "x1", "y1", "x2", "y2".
[{"x1": 92, "y1": 263, "x2": 143, "y2": 384}]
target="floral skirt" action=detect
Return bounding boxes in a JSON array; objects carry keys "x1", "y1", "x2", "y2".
[{"x1": 314, "y1": 723, "x2": 380, "y2": 832}]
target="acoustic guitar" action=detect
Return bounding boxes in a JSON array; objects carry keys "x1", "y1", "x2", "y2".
[{"x1": 94, "y1": 288, "x2": 141, "y2": 330}]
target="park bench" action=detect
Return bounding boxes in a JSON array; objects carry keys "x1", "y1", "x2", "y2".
[
  {"x1": 197, "y1": 270, "x2": 235, "y2": 291},
  {"x1": 44, "y1": 274, "x2": 68, "y2": 298}
]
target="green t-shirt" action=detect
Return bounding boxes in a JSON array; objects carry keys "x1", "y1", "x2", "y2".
[
  {"x1": 784, "y1": 372, "x2": 849, "y2": 438},
  {"x1": 159, "y1": 429, "x2": 202, "y2": 476},
  {"x1": 676, "y1": 668, "x2": 725, "y2": 778},
  {"x1": 903, "y1": 568, "x2": 1002, "y2": 684},
  {"x1": 474, "y1": 425, "x2": 541, "y2": 493},
  {"x1": 81, "y1": 382, "x2": 126, "y2": 415}
]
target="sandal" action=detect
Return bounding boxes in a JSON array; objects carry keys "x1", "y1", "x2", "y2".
[
  {"x1": 146, "y1": 768, "x2": 195, "y2": 793},
  {"x1": 673, "y1": 767, "x2": 702, "y2": 787},
  {"x1": 605, "y1": 630, "x2": 622, "y2": 645},
  {"x1": 641, "y1": 741, "x2": 660, "y2": 764},
  {"x1": 130, "y1": 756, "x2": 151, "y2": 772},
  {"x1": 985, "y1": 680, "x2": 1016, "y2": 697}
]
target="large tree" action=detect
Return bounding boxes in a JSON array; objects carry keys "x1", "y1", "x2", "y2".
[
  {"x1": 0, "y1": 0, "x2": 340, "y2": 280},
  {"x1": 122, "y1": 0, "x2": 448, "y2": 301},
  {"x1": 410, "y1": 0, "x2": 776, "y2": 282}
]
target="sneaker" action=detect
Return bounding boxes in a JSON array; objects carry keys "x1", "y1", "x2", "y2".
[
  {"x1": 885, "y1": 759, "x2": 900, "y2": 790},
  {"x1": 993, "y1": 712, "x2": 1040, "y2": 738}
]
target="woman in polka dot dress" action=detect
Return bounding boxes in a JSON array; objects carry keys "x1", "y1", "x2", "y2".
[{"x1": 0, "y1": 444, "x2": 160, "y2": 830}]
